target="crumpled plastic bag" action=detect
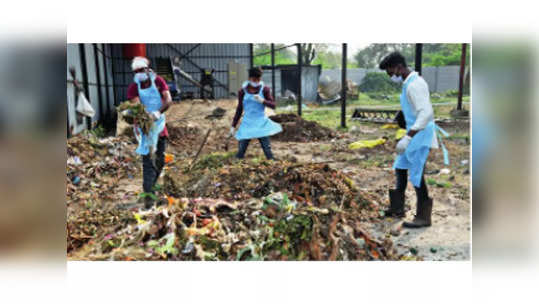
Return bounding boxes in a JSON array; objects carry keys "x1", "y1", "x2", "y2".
[
  {"x1": 349, "y1": 138, "x2": 386, "y2": 150},
  {"x1": 395, "y1": 129, "x2": 407, "y2": 140},
  {"x1": 381, "y1": 124, "x2": 398, "y2": 129},
  {"x1": 76, "y1": 92, "x2": 95, "y2": 117}
]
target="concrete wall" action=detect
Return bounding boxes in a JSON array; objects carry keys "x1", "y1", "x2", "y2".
[{"x1": 321, "y1": 65, "x2": 463, "y2": 93}]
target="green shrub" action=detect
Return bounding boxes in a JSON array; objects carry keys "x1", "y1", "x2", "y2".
[{"x1": 359, "y1": 72, "x2": 400, "y2": 93}]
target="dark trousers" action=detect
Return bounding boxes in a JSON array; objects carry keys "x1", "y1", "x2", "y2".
[
  {"x1": 395, "y1": 168, "x2": 429, "y2": 203},
  {"x1": 142, "y1": 136, "x2": 167, "y2": 193},
  {"x1": 236, "y1": 137, "x2": 274, "y2": 160}
]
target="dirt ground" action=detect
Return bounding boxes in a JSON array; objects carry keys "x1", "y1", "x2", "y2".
[{"x1": 72, "y1": 98, "x2": 470, "y2": 261}]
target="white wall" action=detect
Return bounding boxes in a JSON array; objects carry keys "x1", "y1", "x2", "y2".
[{"x1": 321, "y1": 65, "x2": 462, "y2": 93}]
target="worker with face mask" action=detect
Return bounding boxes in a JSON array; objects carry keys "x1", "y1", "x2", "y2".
[
  {"x1": 230, "y1": 67, "x2": 282, "y2": 160},
  {"x1": 126, "y1": 56, "x2": 173, "y2": 209},
  {"x1": 378, "y1": 52, "x2": 449, "y2": 228}
]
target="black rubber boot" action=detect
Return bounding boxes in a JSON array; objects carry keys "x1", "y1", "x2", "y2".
[
  {"x1": 141, "y1": 195, "x2": 155, "y2": 210},
  {"x1": 403, "y1": 197, "x2": 433, "y2": 228},
  {"x1": 384, "y1": 189, "x2": 405, "y2": 218}
]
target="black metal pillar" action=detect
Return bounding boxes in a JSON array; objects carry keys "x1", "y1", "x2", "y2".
[
  {"x1": 297, "y1": 43, "x2": 302, "y2": 117},
  {"x1": 109, "y1": 44, "x2": 118, "y2": 106},
  {"x1": 101, "y1": 44, "x2": 111, "y2": 114},
  {"x1": 93, "y1": 43, "x2": 104, "y2": 126},
  {"x1": 415, "y1": 43, "x2": 423, "y2": 75},
  {"x1": 457, "y1": 43, "x2": 467, "y2": 110},
  {"x1": 341, "y1": 43, "x2": 347, "y2": 128},
  {"x1": 271, "y1": 43, "x2": 276, "y2": 99},
  {"x1": 249, "y1": 43, "x2": 254, "y2": 68},
  {"x1": 79, "y1": 44, "x2": 92, "y2": 130}
]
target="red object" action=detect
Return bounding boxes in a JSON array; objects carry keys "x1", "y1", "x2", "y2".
[{"x1": 123, "y1": 44, "x2": 146, "y2": 58}]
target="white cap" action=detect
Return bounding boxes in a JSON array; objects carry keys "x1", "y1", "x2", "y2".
[{"x1": 131, "y1": 56, "x2": 149, "y2": 71}]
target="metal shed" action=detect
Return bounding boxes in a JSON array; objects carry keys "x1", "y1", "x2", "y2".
[{"x1": 261, "y1": 64, "x2": 321, "y2": 101}]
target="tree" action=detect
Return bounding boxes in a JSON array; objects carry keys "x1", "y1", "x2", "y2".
[
  {"x1": 353, "y1": 44, "x2": 415, "y2": 68},
  {"x1": 423, "y1": 44, "x2": 470, "y2": 67},
  {"x1": 300, "y1": 43, "x2": 318, "y2": 65},
  {"x1": 353, "y1": 43, "x2": 470, "y2": 68},
  {"x1": 253, "y1": 44, "x2": 296, "y2": 66}
]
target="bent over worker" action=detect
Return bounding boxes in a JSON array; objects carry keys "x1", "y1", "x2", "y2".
[
  {"x1": 127, "y1": 56, "x2": 173, "y2": 209},
  {"x1": 379, "y1": 52, "x2": 449, "y2": 228},
  {"x1": 230, "y1": 67, "x2": 282, "y2": 160}
]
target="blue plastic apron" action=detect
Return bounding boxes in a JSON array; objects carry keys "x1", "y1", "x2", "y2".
[
  {"x1": 393, "y1": 74, "x2": 450, "y2": 187},
  {"x1": 234, "y1": 82, "x2": 282, "y2": 140},
  {"x1": 133, "y1": 72, "x2": 166, "y2": 155}
]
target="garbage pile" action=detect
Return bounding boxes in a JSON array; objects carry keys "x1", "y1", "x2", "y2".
[
  {"x1": 68, "y1": 153, "x2": 398, "y2": 261},
  {"x1": 67, "y1": 204, "x2": 133, "y2": 254},
  {"x1": 269, "y1": 114, "x2": 336, "y2": 142},
  {"x1": 66, "y1": 133, "x2": 139, "y2": 203}
]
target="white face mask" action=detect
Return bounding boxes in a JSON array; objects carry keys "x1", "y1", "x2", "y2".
[
  {"x1": 390, "y1": 74, "x2": 403, "y2": 83},
  {"x1": 249, "y1": 81, "x2": 261, "y2": 87},
  {"x1": 135, "y1": 72, "x2": 149, "y2": 82}
]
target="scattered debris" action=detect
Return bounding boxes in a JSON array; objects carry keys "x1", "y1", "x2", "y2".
[
  {"x1": 440, "y1": 168, "x2": 451, "y2": 175},
  {"x1": 66, "y1": 132, "x2": 139, "y2": 203}
]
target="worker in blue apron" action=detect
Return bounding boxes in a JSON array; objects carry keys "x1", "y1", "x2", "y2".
[
  {"x1": 230, "y1": 67, "x2": 282, "y2": 159},
  {"x1": 127, "y1": 57, "x2": 173, "y2": 209},
  {"x1": 378, "y1": 52, "x2": 450, "y2": 228}
]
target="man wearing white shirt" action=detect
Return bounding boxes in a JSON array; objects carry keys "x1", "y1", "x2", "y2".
[{"x1": 379, "y1": 52, "x2": 438, "y2": 228}]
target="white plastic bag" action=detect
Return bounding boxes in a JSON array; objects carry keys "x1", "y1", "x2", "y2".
[{"x1": 76, "y1": 92, "x2": 95, "y2": 117}]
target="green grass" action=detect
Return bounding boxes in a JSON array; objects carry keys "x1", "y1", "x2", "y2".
[
  {"x1": 275, "y1": 92, "x2": 470, "y2": 130},
  {"x1": 311, "y1": 93, "x2": 470, "y2": 108}
]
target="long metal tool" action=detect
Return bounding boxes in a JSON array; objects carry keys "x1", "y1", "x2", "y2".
[{"x1": 188, "y1": 107, "x2": 227, "y2": 170}]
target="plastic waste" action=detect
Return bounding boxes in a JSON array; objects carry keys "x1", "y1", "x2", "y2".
[
  {"x1": 76, "y1": 92, "x2": 95, "y2": 117},
  {"x1": 349, "y1": 138, "x2": 386, "y2": 150}
]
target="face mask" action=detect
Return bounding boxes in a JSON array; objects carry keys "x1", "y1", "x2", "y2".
[
  {"x1": 135, "y1": 72, "x2": 149, "y2": 82},
  {"x1": 390, "y1": 74, "x2": 403, "y2": 83},
  {"x1": 249, "y1": 81, "x2": 261, "y2": 87}
]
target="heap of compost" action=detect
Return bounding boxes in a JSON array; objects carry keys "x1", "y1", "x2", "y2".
[{"x1": 269, "y1": 114, "x2": 336, "y2": 142}]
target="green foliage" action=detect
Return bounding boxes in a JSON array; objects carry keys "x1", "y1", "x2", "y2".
[
  {"x1": 354, "y1": 44, "x2": 415, "y2": 68},
  {"x1": 253, "y1": 43, "x2": 358, "y2": 70},
  {"x1": 353, "y1": 43, "x2": 470, "y2": 68},
  {"x1": 89, "y1": 125, "x2": 106, "y2": 138},
  {"x1": 253, "y1": 44, "x2": 296, "y2": 66},
  {"x1": 422, "y1": 44, "x2": 470, "y2": 67},
  {"x1": 358, "y1": 72, "x2": 401, "y2": 93},
  {"x1": 312, "y1": 51, "x2": 341, "y2": 69}
]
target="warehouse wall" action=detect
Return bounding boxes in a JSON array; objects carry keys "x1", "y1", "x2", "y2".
[
  {"x1": 110, "y1": 43, "x2": 251, "y2": 102},
  {"x1": 67, "y1": 44, "x2": 116, "y2": 136},
  {"x1": 321, "y1": 66, "x2": 465, "y2": 93}
]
